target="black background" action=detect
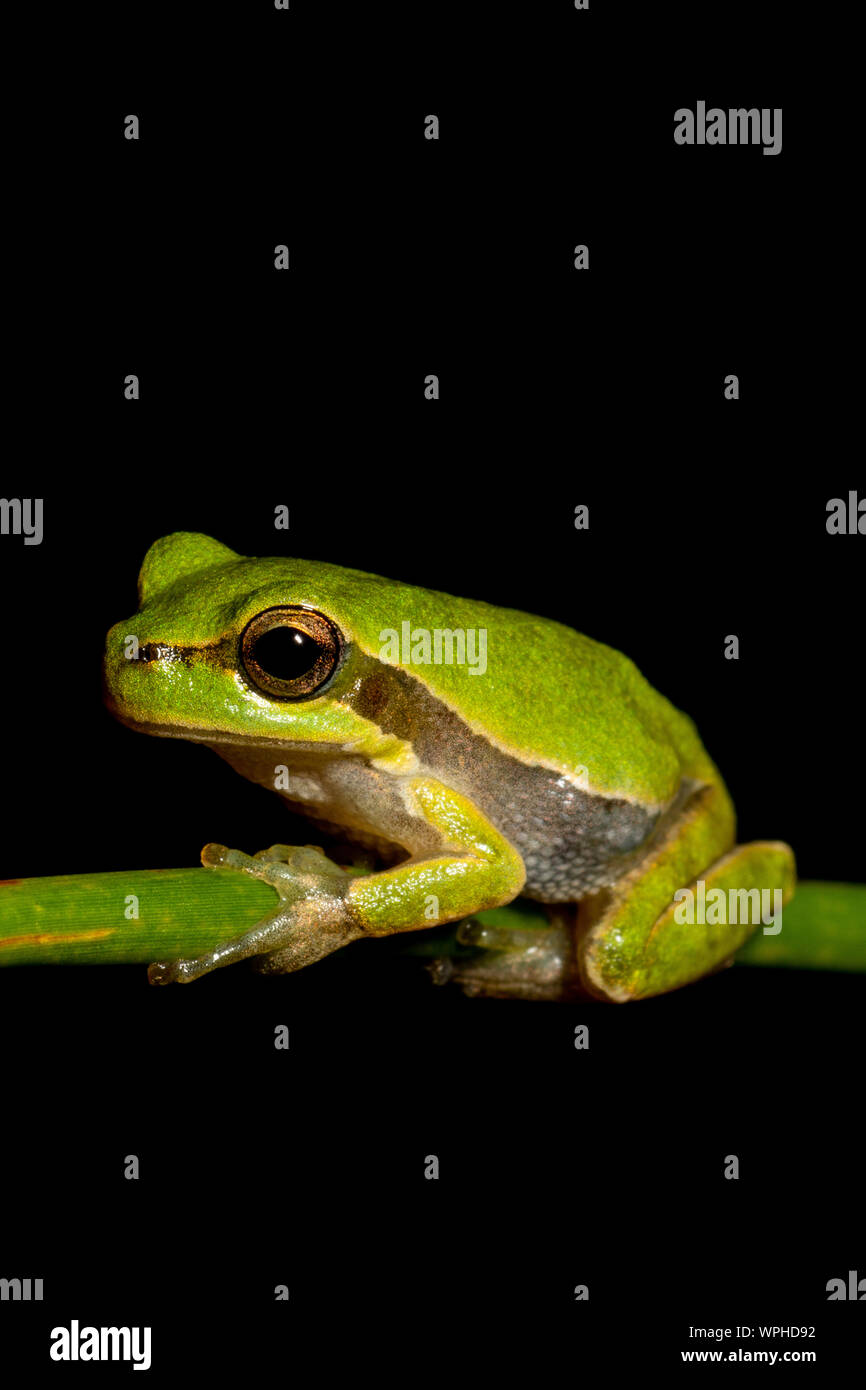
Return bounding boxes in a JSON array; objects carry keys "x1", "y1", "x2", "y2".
[{"x1": 2, "y1": 0, "x2": 862, "y2": 1377}]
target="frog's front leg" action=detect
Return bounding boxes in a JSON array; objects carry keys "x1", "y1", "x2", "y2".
[
  {"x1": 147, "y1": 845, "x2": 361, "y2": 983},
  {"x1": 578, "y1": 781, "x2": 796, "y2": 1002},
  {"x1": 147, "y1": 779, "x2": 526, "y2": 984}
]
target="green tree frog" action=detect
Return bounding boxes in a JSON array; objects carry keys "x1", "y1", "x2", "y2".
[{"x1": 103, "y1": 533, "x2": 795, "y2": 1000}]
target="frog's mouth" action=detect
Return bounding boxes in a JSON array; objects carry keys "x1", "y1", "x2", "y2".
[
  {"x1": 104, "y1": 694, "x2": 345, "y2": 752},
  {"x1": 102, "y1": 639, "x2": 280, "y2": 745}
]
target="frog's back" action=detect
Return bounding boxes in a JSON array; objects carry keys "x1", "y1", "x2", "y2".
[
  {"x1": 337, "y1": 570, "x2": 699, "y2": 804},
  {"x1": 332, "y1": 572, "x2": 721, "y2": 901}
]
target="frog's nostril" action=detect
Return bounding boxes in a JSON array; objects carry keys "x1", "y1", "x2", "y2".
[{"x1": 140, "y1": 642, "x2": 181, "y2": 664}]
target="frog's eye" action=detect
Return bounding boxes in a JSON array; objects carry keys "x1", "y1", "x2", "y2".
[{"x1": 240, "y1": 607, "x2": 343, "y2": 699}]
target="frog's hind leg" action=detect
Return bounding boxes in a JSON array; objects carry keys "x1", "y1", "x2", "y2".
[
  {"x1": 429, "y1": 910, "x2": 580, "y2": 1001},
  {"x1": 578, "y1": 778, "x2": 796, "y2": 1001}
]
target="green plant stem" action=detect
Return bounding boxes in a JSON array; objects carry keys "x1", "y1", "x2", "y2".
[
  {"x1": 734, "y1": 881, "x2": 866, "y2": 970},
  {"x1": 0, "y1": 869, "x2": 277, "y2": 966},
  {"x1": 0, "y1": 871, "x2": 863, "y2": 973}
]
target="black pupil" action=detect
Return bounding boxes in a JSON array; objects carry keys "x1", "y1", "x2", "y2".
[{"x1": 253, "y1": 626, "x2": 321, "y2": 681}]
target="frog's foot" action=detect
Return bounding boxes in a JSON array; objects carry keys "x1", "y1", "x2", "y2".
[
  {"x1": 147, "y1": 843, "x2": 363, "y2": 985},
  {"x1": 428, "y1": 914, "x2": 580, "y2": 1001}
]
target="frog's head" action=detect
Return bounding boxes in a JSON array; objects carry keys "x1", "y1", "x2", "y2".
[{"x1": 102, "y1": 532, "x2": 414, "y2": 762}]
